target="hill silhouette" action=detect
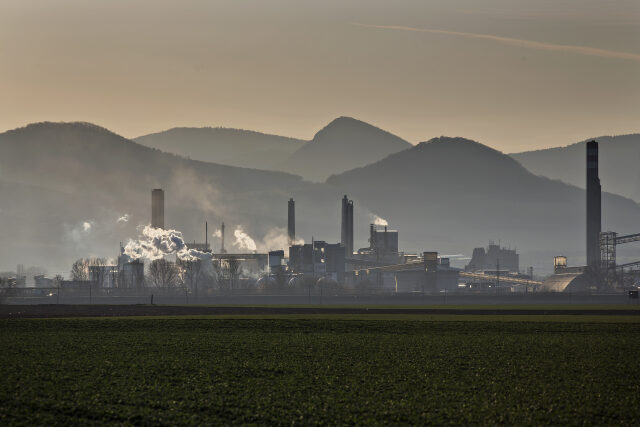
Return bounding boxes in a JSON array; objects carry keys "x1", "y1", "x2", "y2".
[
  {"x1": 277, "y1": 117, "x2": 412, "y2": 182},
  {"x1": 0, "y1": 122, "x2": 346, "y2": 272},
  {"x1": 2, "y1": 124, "x2": 639, "y2": 275},
  {"x1": 327, "y1": 137, "x2": 640, "y2": 272},
  {"x1": 134, "y1": 127, "x2": 304, "y2": 170},
  {"x1": 511, "y1": 134, "x2": 640, "y2": 203}
]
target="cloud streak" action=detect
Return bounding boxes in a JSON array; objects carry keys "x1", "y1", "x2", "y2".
[{"x1": 352, "y1": 23, "x2": 640, "y2": 62}]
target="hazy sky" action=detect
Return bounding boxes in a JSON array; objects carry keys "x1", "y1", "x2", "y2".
[{"x1": 1, "y1": 0, "x2": 639, "y2": 152}]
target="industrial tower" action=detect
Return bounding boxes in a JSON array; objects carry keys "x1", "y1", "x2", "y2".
[
  {"x1": 288, "y1": 198, "x2": 295, "y2": 245},
  {"x1": 341, "y1": 195, "x2": 354, "y2": 256},
  {"x1": 151, "y1": 189, "x2": 164, "y2": 229},
  {"x1": 586, "y1": 141, "x2": 601, "y2": 271}
]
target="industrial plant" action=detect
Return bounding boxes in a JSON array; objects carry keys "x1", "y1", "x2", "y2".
[{"x1": 2, "y1": 140, "x2": 639, "y2": 303}]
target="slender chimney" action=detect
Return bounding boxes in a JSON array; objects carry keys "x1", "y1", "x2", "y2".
[
  {"x1": 220, "y1": 222, "x2": 226, "y2": 253},
  {"x1": 288, "y1": 198, "x2": 295, "y2": 245},
  {"x1": 586, "y1": 140, "x2": 601, "y2": 271},
  {"x1": 341, "y1": 195, "x2": 354, "y2": 256},
  {"x1": 151, "y1": 189, "x2": 164, "y2": 229},
  {"x1": 369, "y1": 223, "x2": 376, "y2": 252}
]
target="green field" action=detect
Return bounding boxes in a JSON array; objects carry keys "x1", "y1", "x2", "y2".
[{"x1": 1, "y1": 316, "x2": 639, "y2": 425}]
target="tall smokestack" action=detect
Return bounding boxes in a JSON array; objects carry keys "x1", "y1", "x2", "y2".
[
  {"x1": 151, "y1": 189, "x2": 164, "y2": 229},
  {"x1": 341, "y1": 195, "x2": 354, "y2": 256},
  {"x1": 586, "y1": 140, "x2": 601, "y2": 271},
  {"x1": 220, "y1": 222, "x2": 226, "y2": 253},
  {"x1": 288, "y1": 198, "x2": 295, "y2": 245}
]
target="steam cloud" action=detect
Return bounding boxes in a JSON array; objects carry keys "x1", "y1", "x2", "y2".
[
  {"x1": 215, "y1": 226, "x2": 303, "y2": 255},
  {"x1": 261, "y1": 227, "x2": 304, "y2": 255},
  {"x1": 370, "y1": 214, "x2": 389, "y2": 227},
  {"x1": 67, "y1": 220, "x2": 95, "y2": 245},
  {"x1": 124, "y1": 225, "x2": 212, "y2": 262},
  {"x1": 233, "y1": 226, "x2": 257, "y2": 252}
]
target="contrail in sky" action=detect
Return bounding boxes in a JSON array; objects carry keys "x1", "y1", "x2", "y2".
[{"x1": 352, "y1": 22, "x2": 640, "y2": 62}]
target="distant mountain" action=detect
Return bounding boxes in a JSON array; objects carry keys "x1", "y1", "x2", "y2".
[
  {"x1": 327, "y1": 137, "x2": 640, "y2": 273},
  {"x1": 0, "y1": 122, "x2": 347, "y2": 273},
  {"x1": 134, "y1": 127, "x2": 305, "y2": 170},
  {"x1": 277, "y1": 117, "x2": 412, "y2": 182},
  {"x1": 510, "y1": 134, "x2": 640, "y2": 203},
  {"x1": 3, "y1": 123, "x2": 640, "y2": 276}
]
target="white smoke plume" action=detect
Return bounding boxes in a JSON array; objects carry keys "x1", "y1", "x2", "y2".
[
  {"x1": 124, "y1": 225, "x2": 212, "y2": 262},
  {"x1": 117, "y1": 214, "x2": 130, "y2": 224},
  {"x1": 67, "y1": 220, "x2": 95, "y2": 245},
  {"x1": 233, "y1": 226, "x2": 257, "y2": 252},
  {"x1": 370, "y1": 214, "x2": 388, "y2": 227},
  {"x1": 260, "y1": 227, "x2": 304, "y2": 255},
  {"x1": 220, "y1": 226, "x2": 303, "y2": 255}
]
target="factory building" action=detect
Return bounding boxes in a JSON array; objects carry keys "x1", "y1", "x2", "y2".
[
  {"x1": 465, "y1": 243, "x2": 519, "y2": 273},
  {"x1": 359, "y1": 224, "x2": 399, "y2": 256},
  {"x1": 539, "y1": 256, "x2": 599, "y2": 292},
  {"x1": 151, "y1": 188, "x2": 164, "y2": 229},
  {"x1": 269, "y1": 250, "x2": 285, "y2": 274},
  {"x1": 289, "y1": 241, "x2": 346, "y2": 283},
  {"x1": 348, "y1": 251, "x2": 461, "y2": 292},
  {"x1": 214, "y1": 253, "x2": 267, "y2": 278},
  {"x1": 88, "y1": 265, "x2": 119, "y2": 288}
]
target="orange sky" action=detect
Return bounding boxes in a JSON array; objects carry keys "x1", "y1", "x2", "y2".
[{"x1": 1, "y1": 0, "x2": 639, "y2": 152}]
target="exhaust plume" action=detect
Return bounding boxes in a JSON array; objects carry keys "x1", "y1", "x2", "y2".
[
  {"x1": 233, "y1": 226, "x2": 257, "y2": 252},
  {"x1": 260, "y1": 227, "x2": 304, "y2": 255},
  {"x1": 124, "y1": 225, "x2": 212, "y2": 262},
  {"x1": 370, "y1": 214, "x2": 389, "y2": 227}
]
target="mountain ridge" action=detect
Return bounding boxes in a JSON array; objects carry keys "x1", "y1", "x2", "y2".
[
  {"x1": 327, "y1": 135, "x2": 640, "y2": 272},
  {"x1": 510, "y1": 133, "x2": 640, "y2": 203},
  {"x1": 134, "y1": 126, "x2": 306, "y2": 170},
  {"x1": 277, "y1": 116, "x2": 412, "y2": 182}
]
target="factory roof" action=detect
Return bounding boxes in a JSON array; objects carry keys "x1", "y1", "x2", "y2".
[{"x1": 540, "y1": 269, "x2": 598, "y2": 293}]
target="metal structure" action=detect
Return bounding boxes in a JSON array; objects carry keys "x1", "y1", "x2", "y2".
[
  {"x1": 348, "y1": 257, "x2": 542, "y2": 288},
  {"x1": 600, "y1": 230, "x2": 640, "y2": 287}
]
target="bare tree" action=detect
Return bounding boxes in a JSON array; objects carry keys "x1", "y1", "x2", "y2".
[
  {"x1": 226, "y1": 258, "x2": 241, "y2": 289},
  {"x1": 147, "y1": 259, "x2": 179, "y2": 288},
  {"x1": 179, "y1": 259, "x2": 202, "y2": 295},
  {"x1": 132, "y1": 261, "x2": 145, "y2": 289},
  {"x1": 53, "y1": 275, "x2": 64, "y2": 287},
  {"x1": 71, "y1": 258, "x2": 89, "y2": 281}
]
